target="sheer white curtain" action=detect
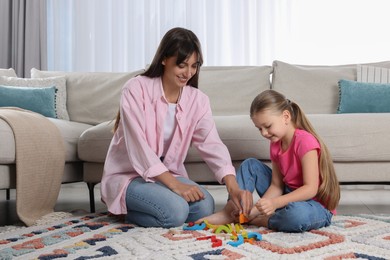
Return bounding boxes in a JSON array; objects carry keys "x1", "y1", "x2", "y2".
[
  {"x1": 47, "y1": 0, "x2": 390, "y2": 72},
  {"x1": 47, "y1": 0, "x2": 282, "y2": 72}
]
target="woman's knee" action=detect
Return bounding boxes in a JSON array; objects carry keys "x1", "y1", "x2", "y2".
[
  {"x1": 162, "y1": 199, "x2": 190, "y2": 227},
  {"x1": 127, "y1": 195, "x2": 190, "y2": 228},
  {"x1": 186, "y1": 187, "x2": 215, "y2": 222},
  {"x1": 126, "y1": 177, "x2": 195, "y2": 227}
]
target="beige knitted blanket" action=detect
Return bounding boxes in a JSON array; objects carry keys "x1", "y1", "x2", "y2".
[{"x1": 0, "y1": 108, "x2": 65, "y2": 226}]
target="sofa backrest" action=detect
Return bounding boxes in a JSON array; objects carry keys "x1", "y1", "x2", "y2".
[
  {"x1": 32, "y1": 66, "x2": 272, "y2": 124},
  {"x1": 31, "y1": 68, "x2": 143, "y2": 125},
  {"x1": 199, "y1": 66, "x2": 272, "y2": 116},
  {"x1": 0, "y1": 68, "x2": 17, "y2": 77},
  {"x1": 272, "y1": 60, "x2": 390, "y2": 114}
]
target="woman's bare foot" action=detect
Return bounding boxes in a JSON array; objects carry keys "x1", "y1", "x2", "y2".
[{"x1": 195, "y1": 200, "x2": 237, "y2": 225}]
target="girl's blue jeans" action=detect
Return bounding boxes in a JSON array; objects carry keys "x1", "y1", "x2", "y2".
[
  {"x1": 125, "y1": 176, "x2": 214, "y2": 228},
  {"x1": 237, "y1": 158, "x2": 333, "y2": 232}
]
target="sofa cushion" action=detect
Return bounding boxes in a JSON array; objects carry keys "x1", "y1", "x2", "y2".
[
  {"x1": 78, "y1": 115, "x2": 270, "y2": 164},
  {"x1": 78, "y1": 120, "x2": 115, "y2": 162},
  {"x1": 337, "y1": 79, "x2": 390, "y2": 113},
  {"x1": 0, "y1": 119, "x2": 15, "y2": 164},
  {"x1": 0, "y1": 85, "x2": 57, "y2": 118},
  {"x1": 186, "y1": 115, "x2": 269, "y2": 162},
  {"x1": 83, "y1": 114, "x2": 390, "y2": 184},
  {"x1": 272, "y1": 60, "x2": 390, "y2": 114},
  {"x1": 31, "y1": 68, "x2": 144, "y2": 125},
  {"x1": 307, "y1": 113, "x2": 390, "y2": 162},
  {"x1": 0, "y1": 118, "x2": 92, "y2": 164},
  {"x1": 0, "y1": 75, "x2": 69, "y2": 120},
  {"x1": 0, "y1": 68, "x2": 17, "y2": 77},
  {"x1": 199, "y1": 66, "x2": 272, "y2": 116}
]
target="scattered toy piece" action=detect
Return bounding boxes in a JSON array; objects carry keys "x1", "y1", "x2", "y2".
[
  {"x1": 214, "y1": 224, "x2": 232, "y2": 234},
  {"x1": 227, "y1": 234, "x2": 244, "y2": 247},
  {"x1": 247, "y1": 232, "x2": 262, "y2": 241},
  {"x1": 196, "y1": 235, "x2": 222, "y2": 247},
  {"x1": 182, "y1": 220, "x2": 262, "y2": 248},
  {"x1": 239, "y1": 213, "x2": 249, "y2": 224},
  {"x1": 183, "y1": 222, "x2": 206, "y2": 230}
]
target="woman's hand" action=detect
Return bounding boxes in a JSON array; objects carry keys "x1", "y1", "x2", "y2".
[
  {"x1": 223, "y1": 174, "x2": 253, "y2": 217},
  {"x1": 229, "y1": 188, "x2": 253, "y2": 218},
  {"x1": 171, "y1": 182, "x2": 205, "y2": 202},
  {"x1": 155, "y1": 171, "x2": 205, "y2": 202}
]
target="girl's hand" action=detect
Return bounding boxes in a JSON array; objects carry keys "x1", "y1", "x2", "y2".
[
  {"x1": 172, "y1": 182, "x2": 205, "y2": 202},
  {"x1": 255, "y1": 198, "x2": 276, "y2": 216}
]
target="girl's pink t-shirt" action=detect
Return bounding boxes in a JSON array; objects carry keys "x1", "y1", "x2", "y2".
[
  {"x1": 270, "y1": 129, "x2": 320, "y2": 190},
  {"x1": 270, "y1": 129, "x2": 334, "y2": 213}
]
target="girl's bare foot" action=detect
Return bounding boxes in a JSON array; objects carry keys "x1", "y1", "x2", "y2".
[{"x1": 248, "y1": 214, "x2": 270, "y2": 228}]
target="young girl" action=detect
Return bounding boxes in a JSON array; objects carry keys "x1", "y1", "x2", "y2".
[
  {"x1": 199, "y1": 89, "x2": 340, "y2": 232},
  {"x1": 100, "y1": 27, "x2": 249, "y2": 228}
]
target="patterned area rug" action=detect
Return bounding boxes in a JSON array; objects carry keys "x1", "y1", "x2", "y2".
[{"x1": 0, "y1": 212, "x2": 390, "y2": 259}]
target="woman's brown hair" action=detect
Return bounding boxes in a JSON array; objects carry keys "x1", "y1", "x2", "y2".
[
  {"x1": 113, "y1": 27, "x2": 204, "y2": 132},
  {"x1": 250, "y1": 90, "x2": 340, "y2": 210}
]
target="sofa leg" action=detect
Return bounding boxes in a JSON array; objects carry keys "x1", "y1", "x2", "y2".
[
  {"x1": 87, "y1": 183, "x2": 96, "y2": 213},
  {"x1": 6, "y1": 189, "x2": 10, "y2": 200}
]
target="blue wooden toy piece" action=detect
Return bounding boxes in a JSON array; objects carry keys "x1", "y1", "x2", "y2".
[
  {"x1": 247, "y1": 232, "x2": 262, "y2": 241},
  {"x1": 227, "y1": 234, "x2": 244, "y2": 247}
]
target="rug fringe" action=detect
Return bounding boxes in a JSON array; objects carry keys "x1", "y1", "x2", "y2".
[{"x1": 33, "y1": 211, "x2": 73, "y2": 226}]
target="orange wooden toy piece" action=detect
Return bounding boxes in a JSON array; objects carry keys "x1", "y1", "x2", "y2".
[{"x1": 239, "y1": 213, "x2": 249, "y2": 224}]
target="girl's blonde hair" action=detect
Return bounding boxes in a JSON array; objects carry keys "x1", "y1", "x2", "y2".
[{"x1": 250, "y1": 90, "x2": 340, "y2": 210}]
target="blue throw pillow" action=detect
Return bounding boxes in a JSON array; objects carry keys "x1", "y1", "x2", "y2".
[
  {"x1": 337, "y1": 79, "x2": 390, "y2": 113},
  {"x1": 0, "y1": 85, "x2": 57, "y2": 118}
]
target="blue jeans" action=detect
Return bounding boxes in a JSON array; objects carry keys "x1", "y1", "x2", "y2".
[
  {"x1": 237, "y1": 158, "x2": 333, "y2": 232},
  {"x1": 125, "y1": 177, "x2": 214, "y2": 228}
]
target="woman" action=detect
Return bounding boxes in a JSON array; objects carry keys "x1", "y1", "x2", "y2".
[{"x1": 101, "y1": 27, "x2": 251, "y2": 228}]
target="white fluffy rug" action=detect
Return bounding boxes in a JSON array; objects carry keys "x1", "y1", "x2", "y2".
[{"x1": 1, "y1": 212, "x2": 390, "y2": 259}]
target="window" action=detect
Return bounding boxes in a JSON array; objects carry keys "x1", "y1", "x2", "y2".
[{"x1": 47, "y1": 0, "x2": 390, "y2": 72}]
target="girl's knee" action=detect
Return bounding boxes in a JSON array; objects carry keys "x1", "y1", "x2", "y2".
[
  {"x1": 242, "y1": 158, "x2": 261, "y2": 168},
  {"x1": 269, "y1": 203, "x2": 312, "y2": 232}
]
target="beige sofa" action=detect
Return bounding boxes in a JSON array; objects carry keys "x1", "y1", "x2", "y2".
[{"x1": 1, "y1": 61, "x2": 390, "y2": 213}]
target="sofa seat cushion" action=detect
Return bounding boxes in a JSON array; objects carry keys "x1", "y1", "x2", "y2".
[
  {"x1": 0, "y1": 117, "x2": 92, "y2": 163},
  {"x1": 185, "y1": 115, "x2": 269, "y2": 162},
  {"x1": 78, "y1": 120, "x2": 115, "y2": 162},
  {"x1": 78, "y1": 115, "x2": 270, "y2": 164},
  {"x1": 308, "y1": 113, "x2": 390, "y2": 162},
  {"x1": 78, "y1": 113, "x2": 390, "y2": 166}
]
